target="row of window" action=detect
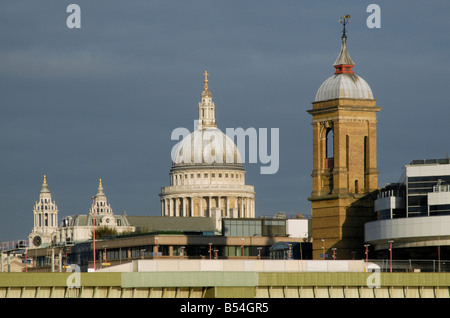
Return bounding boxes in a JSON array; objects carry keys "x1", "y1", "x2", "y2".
[
  {"x1": 377, "y1": 205, "x2": 450, "y2": 219},
  {"x1": 172, "y1": 172, "x2": 243, "y2": 186},
  {"x1": 377, "y1": 208, "x2": 407, "y2": 220},
  {"x1": 175, "y1": 172, "x2": 242, "y2": 180},
  {"x1": 95, "y1": 245, "x2": 269, "y2": 261},
  {"x1": 95, "y1": 208, "x2": 111, "y2": 213},
  {"x1": 430, "y1": 204, "x2": 450, "y2": 216},
  {"x1": 407, "y1": 176, "x2": 450, "y2": 183},
  {"x1": 36, "y1": 205, "x2": 56, "y2": 211},
  {"x1": 37, "y1": 213, "x2": 56, "y2": 227}
]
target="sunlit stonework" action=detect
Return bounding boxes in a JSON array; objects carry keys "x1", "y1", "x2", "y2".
[{"x1": 160, "y1": 71, "x2": 255, "y2": 231}]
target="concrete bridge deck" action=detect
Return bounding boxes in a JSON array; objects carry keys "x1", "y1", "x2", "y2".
[{"x1": 1, "y1": 270, "x2": 450, "y2": 298}]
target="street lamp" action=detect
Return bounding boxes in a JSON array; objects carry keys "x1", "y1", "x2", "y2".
[
  {"x1": 103, "y1": 245, "x2": 108, "y2": 267},
  {"x1": 321, "y1": 239, "x2": 325, "y2": 260},
  {"x1": 257, "y1": 247, "x2": 262, "y2": 260},
  {"x1": 91, "y1": 196, "x2": 96, "y2": 270},
  {"x1": 364, "y1": 244, "x2": 370, "y2": 271},
  {"x1": 209, "y1": 243, "x2": 212, "y2": 260},
  {"x1": 388, "y1": 240, "x2": 394, "y2": 273}
]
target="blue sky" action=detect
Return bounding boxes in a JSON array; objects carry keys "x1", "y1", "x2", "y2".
[{"x1": 0, "y1": 1, "x2": 449, "y2": 240}]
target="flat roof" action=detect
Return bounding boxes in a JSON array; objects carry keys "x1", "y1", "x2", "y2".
[{"x1": 126, "y1": 215, "x2": 216, "y2": 233}]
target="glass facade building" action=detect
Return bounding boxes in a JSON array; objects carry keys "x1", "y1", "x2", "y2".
[
  {"x1": 375, "y1": 158, "x2": 450, "y2": 220},
  {"x1": 222, "y1": 218, "x2": 286, "y2": 237}
]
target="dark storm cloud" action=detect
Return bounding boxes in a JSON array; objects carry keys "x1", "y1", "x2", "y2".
[{"x1": 0, "y1": 0, "x2": 449, "y2": 240}]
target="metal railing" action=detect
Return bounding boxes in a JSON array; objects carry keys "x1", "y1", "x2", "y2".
[
  {"x1": 433, "y1": 184, "x2": 450, "y2": 193},
  {"x1": 368, "y1": 259, "x2": 450, "y2": 272},
  {"x1": 0, "y1": 240, "x2": 28, "y2": 251}
]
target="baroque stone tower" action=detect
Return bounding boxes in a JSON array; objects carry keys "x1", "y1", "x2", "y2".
[
  {"x1": 28, "y1": 175, "x2": 59, "y2": 248},
  {"x1": 307, "y1": 17, "x2": 381, "y2": 259}
]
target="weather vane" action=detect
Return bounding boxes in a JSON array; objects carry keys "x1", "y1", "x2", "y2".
[{"x1": 339, "y1": 14, "x2": 351, "y2": 39}]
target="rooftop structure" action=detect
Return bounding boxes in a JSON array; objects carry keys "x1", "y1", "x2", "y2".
[{"x1": 365, "y1": 158, "x2": 450, "y2": 259}]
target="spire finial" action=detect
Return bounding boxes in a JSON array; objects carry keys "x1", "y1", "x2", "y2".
[
  {"x1": 203, "y1": 70, "x2": 209, "y2": 91},
  {"x1": 99, "y1": 178, "x2": 102, "y2": 188},
  {"x1": 339, "y1": 14, "x2": 350, "y2": 39},
  {"x1": 333, "y1": 14, "x2": 355, "y2": 74},
  {"x1": 43, "y1": 174, "x2": 47, "y2": 184}
]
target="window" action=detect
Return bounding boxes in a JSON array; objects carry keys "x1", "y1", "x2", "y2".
[
  {"x1": 408, "y1": 195, "x2": 427, "y2": 207},
  {"x1": 326, "y1": 128, "x2": 334, "y2": 158}
]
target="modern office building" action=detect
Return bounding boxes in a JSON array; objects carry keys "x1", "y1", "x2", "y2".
[
  {"x1": 27, "y1": 216, "x2": 311, "y2": 272},
  {"x1": 365, "y1": 158, "x2": 450, "y2": 259}
]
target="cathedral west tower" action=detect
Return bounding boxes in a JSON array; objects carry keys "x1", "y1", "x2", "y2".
[
  {"x1": 28, "y1": 175, "x2": 59, "y2": 248},
  {"x1": 307, "y1": 16, "x2": 381, "y2": 259}
]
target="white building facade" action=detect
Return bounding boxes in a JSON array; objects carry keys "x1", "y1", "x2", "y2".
[{"x1": 365, "y1": 158, "x2": 450, "y2": 256}]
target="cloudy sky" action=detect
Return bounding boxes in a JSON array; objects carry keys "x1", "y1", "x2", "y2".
[{"x1": 0, "y1": 1, "x2": 449, "y2": 241}]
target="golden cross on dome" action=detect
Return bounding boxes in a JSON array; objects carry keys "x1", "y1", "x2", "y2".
[{"x1": 203, "y1": 70, "x2": 209, "y2": 90}]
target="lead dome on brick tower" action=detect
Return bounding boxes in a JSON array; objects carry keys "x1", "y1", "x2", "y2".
[{"x1": 314, "y1": 23, "x2": 374, "y2": 102}]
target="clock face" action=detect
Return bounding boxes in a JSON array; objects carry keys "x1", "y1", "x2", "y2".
[{"x1": 33, "y1": 235, "x2": 42, "y2": 247}]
